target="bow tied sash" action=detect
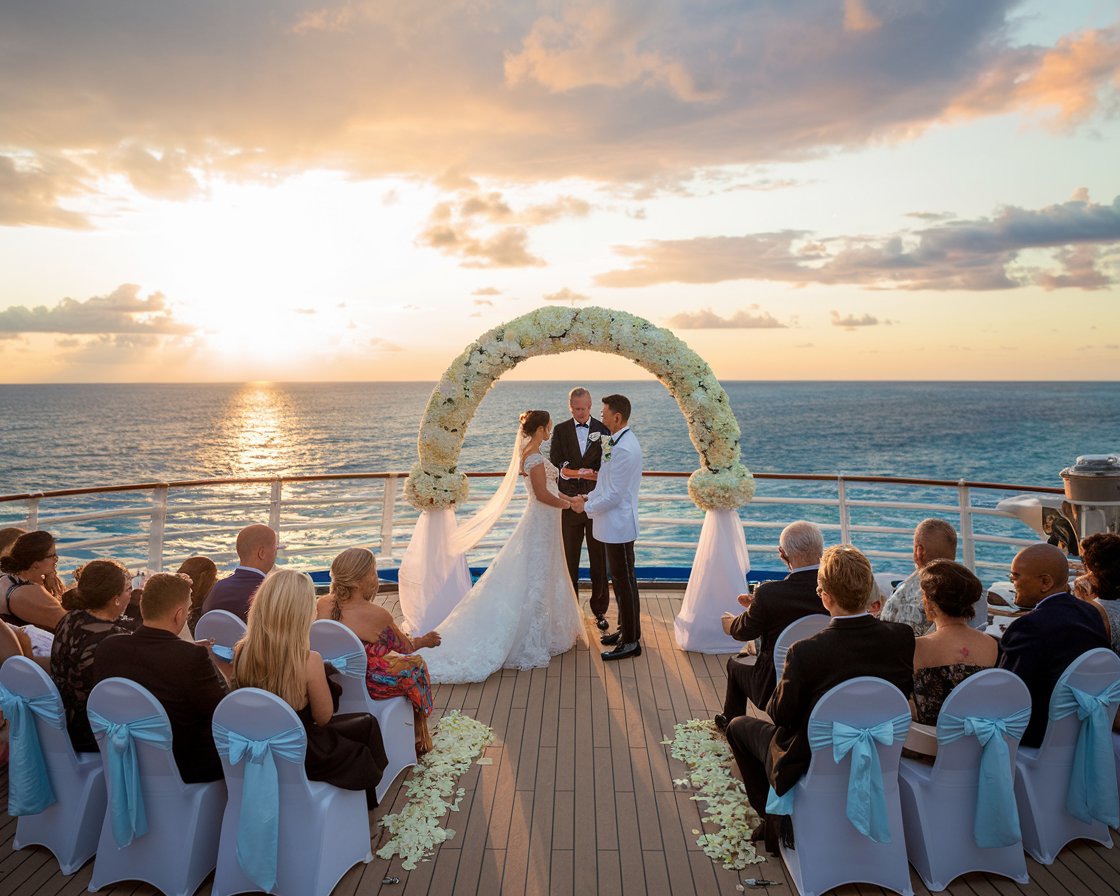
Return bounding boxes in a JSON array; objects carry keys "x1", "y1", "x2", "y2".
[
  {"x1": 210, "y1": 644, "x2": 235, "y2": 662},
  {"x1": 767, "y1": 712, "x2": 910, "y2": 842},
  {"x1": 327, "y1": 650, "x2": 367, "y2": 678},
  {"x1": 938, "y1": 706, "x2": 1031, "y2": 847},
  {"x1": 1049, "y1": 676, "x2": 1120, "y2": 827},
  {"x1": 87, "y1": 709, "x2": 173, "y2": 847},
  {"x1": 213, "y1": 722, "x2": 306, "y2": 892},
  {"x1": 0, "y1": 682, "x2": 62, "y2": 815}
]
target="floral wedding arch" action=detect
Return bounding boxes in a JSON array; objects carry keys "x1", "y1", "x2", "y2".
[{"x1": 399, "y1": 305, "x2": 756, "y2": 653}]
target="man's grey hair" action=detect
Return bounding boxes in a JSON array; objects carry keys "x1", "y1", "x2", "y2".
[
  {"x1": 568, "y1": 387, "x2": 590, "y2": 402},
  {"x1": 780, "y1": 520, "x2": 824, "y2": 564},
  {"x1": 916, "y1": 518, "x2": 957, "y2": 559}
]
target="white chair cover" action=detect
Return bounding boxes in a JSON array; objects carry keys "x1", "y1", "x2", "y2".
[
  {"x1": 310, "y1": 619, "x2": 418, "y2": 802},
  {"x1": 0, "y1": 656, "x2": 106, "y2": 875},
  {"x1": 211, "y1": 688, "x2": 373, "y2": 896},
  {"x1": 674, "y1": 508, "x2": 750, "y2": 653},
  {"x1": 87, "y1": 678, "x2": 226, "y2": 896},
  {"x1": 773, "y1": 614, "x2": 832, "y2": 684},
  {"x1": 772, "y1": 676, "x2": 914, "y2": 896},
  {"x1": 194, "y1": 609, "x2": 247, "y2": 662},
  {"x1": 1014, "y1": 648, "x2": 1120, "y2": 864},
  {"x1": 898, "y1": 669, "x2": 1032, "y2": 890}
]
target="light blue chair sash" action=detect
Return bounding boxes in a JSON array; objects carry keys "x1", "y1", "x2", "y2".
[
  {"x1": 767, "y1": 711, "x2": 910, "y2": 842},
  {"x1": 938, "y1": 705, "x2": 1031, "y2": 847},
  {"x1": 87, "y1": 709, "x2": 173, "y2": 847},
  {"x1": 0, "y1": 682, "x2": 62, "y2": 816},
  {"x1": 326, "y1": 649, "x2": 367, "y2": 678},
  {"x1": 1049, "y1": 676, "x2": 1120, "y2": 827},
  {"x1": 211, "y1": 645, "x2": 234, "y2": 662},
  {"x1": 213, "y1": 721, "x2": 306, "y2": 893}
]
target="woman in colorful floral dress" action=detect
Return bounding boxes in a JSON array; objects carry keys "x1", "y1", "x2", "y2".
[{"x1": 316, "y1": 548, "x2": 441, "y2": 754}]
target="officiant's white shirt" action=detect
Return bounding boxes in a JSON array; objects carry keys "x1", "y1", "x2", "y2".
[{"x1": 584, "y1": 427, "x2": 642, "y2": 544}]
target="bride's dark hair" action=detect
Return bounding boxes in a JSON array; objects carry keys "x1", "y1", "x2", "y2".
[{"x1": 519, "y1": 409, "x2": 550, "y2": 436}]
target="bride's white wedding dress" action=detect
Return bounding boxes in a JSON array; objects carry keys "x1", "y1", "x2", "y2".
[{"x1": 419, "y1": 452, "x2": 585, "y2": 684}]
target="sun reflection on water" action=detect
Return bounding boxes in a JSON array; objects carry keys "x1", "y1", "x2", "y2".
[{"x1": 227, "y1": 382, "x2": 291, "y2": 478}]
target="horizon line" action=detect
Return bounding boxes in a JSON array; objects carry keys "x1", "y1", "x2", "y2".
[{"x1": 2, "y1": 378, "x2": 1119, "y2": 387}]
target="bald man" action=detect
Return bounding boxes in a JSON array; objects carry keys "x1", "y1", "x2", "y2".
[
  {"x1": 200, "y1": 524, "x2": 280, "y2": 622},
  {"x1": 997, "y1": 543, "x2": 1108, "y2": 747}
]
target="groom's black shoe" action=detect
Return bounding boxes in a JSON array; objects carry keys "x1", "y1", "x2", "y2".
[
  {"x1": 602, "y1": 641, "x2": 641, "y2": 661},
  {"x1": 594, "y1": 613, "x2": 609, "y2": 632},
  {"x1": 600, "y1": 630, "x2": 622, "y2": 646}
]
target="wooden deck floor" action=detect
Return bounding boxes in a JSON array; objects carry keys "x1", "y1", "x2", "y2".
[{"x1": 2, "y1": 590, "x2": 1118, "y2": 896}]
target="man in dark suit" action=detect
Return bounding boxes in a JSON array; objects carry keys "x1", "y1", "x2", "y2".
[
  {"x1": 200, "y1": 523, "x2": 279, "y2": 621},
  {"x1": 726, "y1": 545, "x2": 915, "y2": 850},
  {"x1": 550, "y1": 387, "x2": 612, "y2": 630},
  {"x1": 94, "y1": 572, "x2": 229, "y2": 783},
  {"x1": 715, "y1": 521, "x2": 826, "y2": 731},
  {"x1": 998, "y1": 542, "x2": 1108, "y2": 747}
]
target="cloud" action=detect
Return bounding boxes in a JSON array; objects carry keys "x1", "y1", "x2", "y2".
[
  {"x1": 831, "y1": 311, "x2": 885, "y2": 329},
  {"x1": 418, "y1": 187, "x2": 592, "y2": 267},
  {"x1": 596, "y1": 194, "x2": 1120, "y2": 290},
  {"x1": 295, "y1": 307, "x2": 318, "y2": 315},
  {"x1": 543, "y1": 288, "x2": 590, "y2": 303},
  {"x1": 472, "y1": 287, "x2": 501, "y2": 296},
  {"x1": 369, "y1": 337, "x2": 403, "y2": 352},
  {"x1": 472, "y1": 298, "x2": 493, "y2": 306},
  {"x1": 2, "y1": 2, "x2": 1117, "y2": 215},
  {"x1": 55, "y1": 333, "x2": 168, "y2": 364},
  {"x1": 0, "y1": 284, "x2": 195, "y2": 335},
  {"x1": 667, "y1": 307, "x2": 787, "y2": 328}
]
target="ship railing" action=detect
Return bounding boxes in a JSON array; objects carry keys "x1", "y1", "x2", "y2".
[{"x1": 0, "y1": 472, "x2": 1062, "y2": 583}]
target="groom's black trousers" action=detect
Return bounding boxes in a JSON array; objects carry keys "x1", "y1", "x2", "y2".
[
  {"x1": 604, "y1": 541, "x2": 641, "y2": 643},
  {"x1": 561, "y1": 509, "x2": 609, "y2": 617}
]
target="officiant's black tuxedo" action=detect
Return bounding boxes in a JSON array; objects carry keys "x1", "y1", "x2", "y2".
[{"x1": 550, "y1": 416, "x2": 612, "y2": 617}]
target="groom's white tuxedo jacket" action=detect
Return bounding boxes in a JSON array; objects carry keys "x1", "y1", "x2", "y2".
[{"x1": 584, "y1": 427, "x2": 642, "y2": 544}]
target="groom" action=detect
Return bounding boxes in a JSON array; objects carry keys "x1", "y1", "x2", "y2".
[
  {"x1": 584, "y1": 394, "x2": 643, "y2": 661},
  {"x1": 550, "y1": 386, "x2": 612, "y2": 630}
]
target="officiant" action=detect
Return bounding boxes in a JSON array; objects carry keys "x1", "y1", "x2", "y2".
[{"x1": 550, "y1": 387, "x2": 612, "y2": 631}]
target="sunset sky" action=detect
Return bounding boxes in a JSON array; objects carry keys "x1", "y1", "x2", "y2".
[{"x1": 1, "y1": 0, "x2": 1118, "y2": 383}]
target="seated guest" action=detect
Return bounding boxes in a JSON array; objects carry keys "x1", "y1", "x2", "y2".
[
  {"x1": 94, "y1": 573, "x2": 228, "y2": 783},
  {"x1": 911, "y1": 560, "x2": 998, "y2": 725},
  {"x1": 1073, "y1": 532, "x2": 1120, "y2": 654},
  {"x1": 200, "y1": 525, "x2": 279, "y2": 622},
  {"x1": 0, "y1": 530, "x2": 67, "y2": 632},
  {"x1": 881, "y1": 518, "x2": 964, "y2": 635},
  {"x1": 726, "y1": 545, "x2": 915, "y2": 850},
  {"x1": 177, "y1": 556, "x2": 218, "y2": 636},
  {"x1": 232, "y1": 569, "x2": 388, "y2": 806},
  {"x1": 50, "y1": 559, "x2": 133, "y2": 752},
  {"x1": 716, "y1": 521, "x2": 825, "y2": 731},
  {"x1": 998, "y1": 543, "x2": 1108, "y2": 748},
  {"x1": 316, "y1": 548, "x2": 441, "y2": 755}
]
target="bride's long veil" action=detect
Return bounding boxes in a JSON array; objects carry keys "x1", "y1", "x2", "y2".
[{"x1": 449, "y1": 426, "x2": 529, "y2": 555}]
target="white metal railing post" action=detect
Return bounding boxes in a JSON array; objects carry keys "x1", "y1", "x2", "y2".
[
  {"x1": 269, "y1": 479, "x2": 283, "y2": 537},
  {"x1": 26, "y1": 496, "x2": 40, "y2": 529},
  {"x1": 380, "y1": 476, "x2": 398, "y2": 560},
  {"x1": 958, "y1": 481, "x2": 976, "y2": 571},
  {"x1": 837, "y1": 477, "x2": 851, "y2": 544},
  {"x1": 147, "y1": 486, "x2": 168, "y2": 572}
]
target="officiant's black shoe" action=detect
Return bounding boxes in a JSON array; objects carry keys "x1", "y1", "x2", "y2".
[
  {"x1": 594, "y1": 613, "x2": 609, "y2": 631},
  {"x1": 602, "y1": 641, "x2": 641, "y2": 661},
  {"x1": 600, "y1": 630, "x2": 622, "y2": 646}
]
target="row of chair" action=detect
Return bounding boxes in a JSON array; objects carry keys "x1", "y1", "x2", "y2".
[
  {"x1": 768, "y1": 648, "x2": 1120, "y2": 896},
  {"x1": 0, "y1": 614, "x2": 421, "y2": 895}
]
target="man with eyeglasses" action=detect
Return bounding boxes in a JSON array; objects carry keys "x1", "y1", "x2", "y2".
[{"x1": 997, "y1": 542, "x2": 1107, "y2": 747}]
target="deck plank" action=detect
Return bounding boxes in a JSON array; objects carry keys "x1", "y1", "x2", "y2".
[{"x1": 3, "y1": 588, "x2": 1118, "y2": 896}]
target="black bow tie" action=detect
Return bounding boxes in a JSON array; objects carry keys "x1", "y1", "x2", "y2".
[{"x1": 575, "y1": 422, "x2": 588, "y2": 428}]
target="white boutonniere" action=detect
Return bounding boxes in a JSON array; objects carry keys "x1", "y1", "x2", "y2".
[
  {"x1": 587, "y1": 431, "x2": 601, "y2": 443},
  {"x1": 603, "y1": 436, "x2": 614, "y2": 461}
]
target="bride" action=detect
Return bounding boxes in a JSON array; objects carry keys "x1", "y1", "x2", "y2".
[{"x1": 419, "y1": 410, "x2": 586, "y2": 684}]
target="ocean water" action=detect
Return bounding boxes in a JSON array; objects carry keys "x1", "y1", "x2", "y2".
[{"x1": 1, "y1": 381, "x2": 1116, "y2": 573}]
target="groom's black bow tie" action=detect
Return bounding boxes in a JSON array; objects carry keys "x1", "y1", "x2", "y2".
[{"x1": 575, "y1": 422, "x2": 588, "y2": 428}]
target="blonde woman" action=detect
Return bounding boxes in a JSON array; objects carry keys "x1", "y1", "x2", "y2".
[
  {"x1": 316, "y1": 548, "x2": 440, "y2": 755},
  {"x1": 231, "y1": 569, "x2": 387, "y2": 805}
]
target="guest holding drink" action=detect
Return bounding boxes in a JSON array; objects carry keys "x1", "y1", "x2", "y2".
[{"x1": 316, "y1": 548, "x2": 440, "y2": 756}]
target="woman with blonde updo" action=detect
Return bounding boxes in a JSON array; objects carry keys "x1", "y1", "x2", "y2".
[
  {"x1": 317, "y1": 548, "x2": 440, "y2": 755},
  {"x1": 232, "y1": 568, "x2": 387, "y2": 803},
  {"x1": 418, "y1": 409, "x2": 586, "y2": 684}
]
